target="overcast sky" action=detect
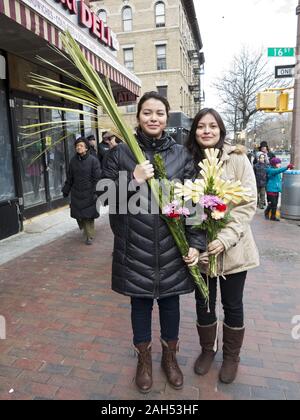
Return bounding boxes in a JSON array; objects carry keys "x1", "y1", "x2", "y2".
[{"x1": 195, "y1": 0, "x2": 299, "y2": 108}]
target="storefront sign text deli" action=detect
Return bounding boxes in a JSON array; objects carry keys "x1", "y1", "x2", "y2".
[{"x1": 55, "y1": 0, "x2": 118, "y2": 51}]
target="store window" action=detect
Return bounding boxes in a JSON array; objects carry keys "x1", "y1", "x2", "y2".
[
  {"x1": 65, "y1": 109, "x2": 82, "y2": 163},
  {"x1": 83, "y1": 105, "x2": 97, "y2": 140},
  {"x1": 0, "y1": 81, "x2": 15, "y2": 202},
  {"x1": 43, "y1": 108, "x2": 66, "y2": 200},
  {"x1": 15, "y1": 98, "x2": 46, "y2": 208}
]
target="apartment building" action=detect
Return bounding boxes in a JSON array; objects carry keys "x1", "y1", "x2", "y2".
[{"x1": 90, "y1": 0, "x2": 205, "y2": 141}]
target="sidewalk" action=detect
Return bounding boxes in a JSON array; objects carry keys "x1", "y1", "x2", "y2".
[{"x1": 0, "y1": 211, "x2": 300, "y2": 400}]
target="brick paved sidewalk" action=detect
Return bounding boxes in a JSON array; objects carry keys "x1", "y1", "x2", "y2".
[{"x1": 0, "y1": 213, "x2": 300, "y2": 400}]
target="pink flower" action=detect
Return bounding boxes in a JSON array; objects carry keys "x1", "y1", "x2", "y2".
[
  {"x1": 177, "y1": 207, "x2": 190, "y2": 217},
  {"x1": 162, "y1": 202, "x2": 190, "y2": 219}
]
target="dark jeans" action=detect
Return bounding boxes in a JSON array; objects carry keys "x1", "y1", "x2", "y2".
[
  {"x1": 195, "y1": 271, "x2": 247, "y2": 328},
  {"x1": 265, "y1": 193, "x2": 279, "y2": 219},
  {"x1": 131, "y1": 295, "x2": 180, "y2": 345}
]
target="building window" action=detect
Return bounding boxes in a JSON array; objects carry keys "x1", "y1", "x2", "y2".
[
  {"x1": 97, "y1": 9, "x2": 107, "y2": 24},
  {"x1": 122, "y1": 6, "x2": 132, "y2": 32},
  {"x1": 155, "y1": 2, "x2": 165, "y2": 27},
  {"x1": 157, "y1": 86, "x2": 168, "y2": 99},
  {"x1": 124, "y1": 48, "x2": 134, "y2": 71},
  {"x1": 156, "y1": 45, "x2": 167, "y2": 70},
  {"x1": 126, "y1": 104, "x2": 137, "y2": 113}
]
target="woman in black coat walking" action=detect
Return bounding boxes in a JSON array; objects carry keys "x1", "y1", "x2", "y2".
[
  {"x1": 62, "y1": 137, "x2": 101, "y2": 245},
  {"x1": 101, "y1": 92, "x2": 206, "y2": 393}
]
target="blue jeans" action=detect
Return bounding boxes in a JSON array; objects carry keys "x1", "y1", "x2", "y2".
[{"x1": 131, "y1": 295, "x2": 180, "y2": 345}]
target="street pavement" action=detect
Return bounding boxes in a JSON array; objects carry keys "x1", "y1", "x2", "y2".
[{"x1": 0, "y1": 209, "x2": 300, "y2": 400}]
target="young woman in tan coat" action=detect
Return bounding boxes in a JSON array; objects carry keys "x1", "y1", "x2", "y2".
[{"x1": 186, "y1": 108, "x2": 260, "y2": 384}]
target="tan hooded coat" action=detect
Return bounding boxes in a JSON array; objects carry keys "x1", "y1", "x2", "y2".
[{"x1": 199, "y1": 143, "x2": 260, "y2": 276}]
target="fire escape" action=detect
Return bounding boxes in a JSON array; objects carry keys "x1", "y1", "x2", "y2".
[{"x1": 188, "y1": 50, "x2": 205, "y2": 115}]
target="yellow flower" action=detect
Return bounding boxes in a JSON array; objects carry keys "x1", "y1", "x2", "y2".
[
  {"x1": 174, "y1": 179, "x2": 205, "y2": 204},
  {"x1": 176, "y1": 148, "x2": 253, "y2": 205}
]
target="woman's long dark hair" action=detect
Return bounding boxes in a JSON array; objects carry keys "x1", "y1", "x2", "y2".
[{"x1": 186, "y1": 108, "x2": 227, "y2": 165}]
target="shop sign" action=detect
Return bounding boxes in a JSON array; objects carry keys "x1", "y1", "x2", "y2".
[{"x1": 54, "y1": 0, "x2": 118, "y2": 51}]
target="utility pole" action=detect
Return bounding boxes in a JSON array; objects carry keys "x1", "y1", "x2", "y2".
[{"x1": 291, "y1": 0, "x2": 300, "y2": 168}]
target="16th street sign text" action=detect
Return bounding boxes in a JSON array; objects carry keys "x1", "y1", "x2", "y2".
[{"x1": 268, "y1": 48, "x2": 295, "y2": 57}]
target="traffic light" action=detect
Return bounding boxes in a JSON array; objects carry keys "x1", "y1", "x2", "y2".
[
  {"x1": 256, "y1": 91, "x2": 290, "y2": 113},
  {"x1": 256, "y1": 92, "x2": 277, "y2": 111},
  {"x1": 277, "y1": 92, "x2": 289, "y2": 113}
]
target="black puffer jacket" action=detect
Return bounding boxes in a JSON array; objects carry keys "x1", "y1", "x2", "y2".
[
  {"x1": 101, "y1": 131, "x2": 206, "y2": 299},
  {"x1": 62, "y1": 152, "x2": 101, "y2": 220}
]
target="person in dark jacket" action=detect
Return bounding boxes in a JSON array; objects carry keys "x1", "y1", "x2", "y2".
[
  {"x1": 62, "y1": 137, "x2": 101, "y2": 245},
  {"x1": 97, "y1": 132, "x2": 110, "y2": 165},
  {"x1": 254, "y1": 152, "x2": 267, "y2": 208},
  {"x1": 101, "y1": 92, "x2": 206, "y2": 393},
  {"x1": 87, "y1": 134, "x2": 100, "y2": 162},
  {"x1": 253, "y1": 141, "x2": 275, "y2": 165}
]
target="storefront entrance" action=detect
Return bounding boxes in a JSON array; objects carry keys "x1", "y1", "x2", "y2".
[
  {"x1": 14, "y1": 95, "x2": 68, "y2": 218},
  {"x1": 0, "y1": 76, "x2": 19, "y2": 240}
]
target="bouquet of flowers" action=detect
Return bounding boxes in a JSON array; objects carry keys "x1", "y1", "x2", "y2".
[
  {"x1": 175, "y1": 149, "x2": 253, "y2": 277},
  {"x1": 154, "y1": 154, "x2": 209, "y2": 300},
  {"x1": 20, "y1": 31, "x2": 208, "y2": 300}
]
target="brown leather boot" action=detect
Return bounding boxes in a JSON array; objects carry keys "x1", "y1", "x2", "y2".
[
  {"x1": 134, "y1": 342, "x2": 152, "y2": 393},
  {"x1": 219, "y1": 324, "x2": 245, "y2": 384},
  {"x1": 194, "y1": 321, "x2": 218, "y2": 376},
  {"x1": 161, "y1": 339, "x2": 183, "y2": 390}
]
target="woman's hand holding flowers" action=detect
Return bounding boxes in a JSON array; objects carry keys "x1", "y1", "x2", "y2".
[
  {"x1": 183, "y1": 248, "x2": 200, "y2": 267},
  {"x1": 208, "y1": 239, "x2": 225, "y2": 257},
  {"x1": 133, "y1": 160, "x2": 155, "y2": 184}
]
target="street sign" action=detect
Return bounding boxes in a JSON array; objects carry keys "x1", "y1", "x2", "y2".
[
  {"x1": 268, "y1": 48, "x2": 295, "y2": 57},
  {"x1": 275, "y1": 65, "x2": 295, "y2": 78}
]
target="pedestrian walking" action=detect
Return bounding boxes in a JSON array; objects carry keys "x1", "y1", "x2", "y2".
[
  {"x1": 254, "y1": 152, "x2": 268, "y2": 209},
  {"x1": 186, "y1": 108, "x2": 260, "y2": 384},
  {"x1": 98, "y1": 132, "x2": 110, "y2": 166},
  {"x1": 102, "y1": 131, "x2": 121, "y2": 150},
  {"x1": 101, "y1": 91, "x2": 206, "y2": 393},
  {"x1": 87, "y1": 134, "x2": 100, "y2": 162},
  {"x1": 265, "y1": 157, "x2": 294, "y2": 222},
  {"x1": 62, "y1": 137, "x2": 101, "y2": 245}
]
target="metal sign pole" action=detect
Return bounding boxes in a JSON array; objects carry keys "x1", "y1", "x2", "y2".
[{"x1": 291, "y1": 1, "x2": 300, "y2": 168}]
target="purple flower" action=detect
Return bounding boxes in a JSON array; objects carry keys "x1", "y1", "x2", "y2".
[{"x1": 200, "y1": 195, "x2": 224, "y2": 210}]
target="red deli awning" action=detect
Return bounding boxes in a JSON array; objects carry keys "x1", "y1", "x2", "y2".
[{"x1": 0, "y1": 0, "x2": 141, "y2": 98}]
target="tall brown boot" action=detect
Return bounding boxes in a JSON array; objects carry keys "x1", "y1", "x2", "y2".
[
  {"x1": 134, "y1": 342, "x2": 152, "y2": 393},
  {"x1": 161, "y1": 339, "x2": 183, "y2": 390},
  {"x1": 219, "y1": 324, "x2": 245, "y2": 384},
  {"x1": 194, "y1": 321, "x2": 218, "y2": 376}
]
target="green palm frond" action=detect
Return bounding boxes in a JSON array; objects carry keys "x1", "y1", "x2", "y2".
[
  {"x1": 22, "y1": 31, "x2": 145, "y2": 163},
  {"x1": 19, "y1": 31, "x2": 208, "y2": 300}
]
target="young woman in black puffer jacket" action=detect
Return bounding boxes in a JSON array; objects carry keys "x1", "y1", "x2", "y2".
[{"x1": 101, "y1": 92, "x2": 206, "y2": 393}]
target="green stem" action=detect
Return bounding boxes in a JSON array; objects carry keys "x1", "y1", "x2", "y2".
[{"x1": 166, "y1": 220, "x2": 209, "y2": 301}]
